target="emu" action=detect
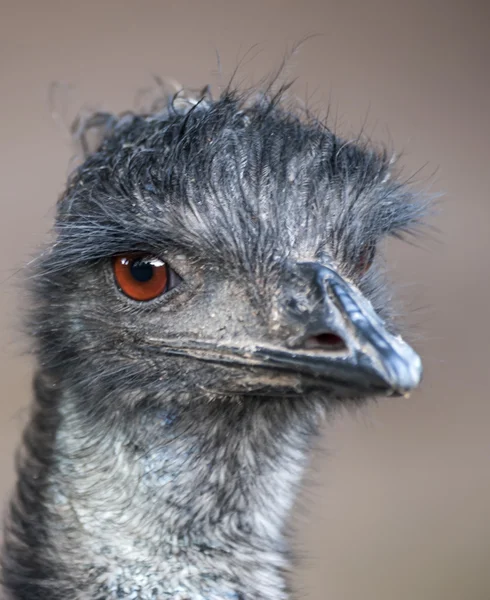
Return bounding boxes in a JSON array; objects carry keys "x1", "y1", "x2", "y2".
[{"x1": 1, "y1": 85, "x2": 425, "y2": 600}]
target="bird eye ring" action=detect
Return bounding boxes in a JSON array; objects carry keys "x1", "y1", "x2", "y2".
[{"x1": 112, "y1": 254, "x2": 180, "y2": 301}]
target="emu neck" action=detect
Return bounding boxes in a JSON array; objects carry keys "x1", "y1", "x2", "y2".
[{"x1": 43, "y1": 386, "x2": 322, "y2": 599}]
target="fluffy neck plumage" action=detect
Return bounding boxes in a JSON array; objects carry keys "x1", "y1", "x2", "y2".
[{"x1": 4, "y1": 371, "x2": 324, "y2": 600}]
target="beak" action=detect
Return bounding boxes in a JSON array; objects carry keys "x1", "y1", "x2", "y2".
[
  {"x1": 147, "y1": 262, "x2": 422, "y2": 399},
  {"x1": 253, "y1": 263, "x2": 423, "y2": 397}
]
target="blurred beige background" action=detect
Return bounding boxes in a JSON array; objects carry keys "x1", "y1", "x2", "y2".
[{"x1": 1, "y1": 1, "x2": 489, "y2": 599}]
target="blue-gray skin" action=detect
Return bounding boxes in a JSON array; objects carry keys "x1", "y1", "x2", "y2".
[{"x1": 1, "y1": 85, "x2": 426, "y2": 599}]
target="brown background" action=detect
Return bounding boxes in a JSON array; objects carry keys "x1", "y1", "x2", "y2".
[{"x1": 1, "y1": 1, "x2": 489, "y2": 599}]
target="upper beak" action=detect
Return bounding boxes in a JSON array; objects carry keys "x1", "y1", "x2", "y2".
[{"x1": 253, "y1": 262, "x2": 423, "y2": 397}]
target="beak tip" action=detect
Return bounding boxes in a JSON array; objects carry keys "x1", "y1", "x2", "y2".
[{"x1": 384, "y1": 348, "x2": 423, "y2": 396}]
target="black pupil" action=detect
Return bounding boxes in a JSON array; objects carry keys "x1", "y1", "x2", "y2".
[{"x1": 130, "y1": 259, "x2": 154, "y2": 283}]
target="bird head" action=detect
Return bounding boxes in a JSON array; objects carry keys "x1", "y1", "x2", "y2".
[{"x1": 31, "y1": 89, "x2": 425, "y2": 411}]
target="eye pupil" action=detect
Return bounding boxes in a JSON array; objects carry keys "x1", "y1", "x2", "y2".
[{"x1": 130, "y1": 260, "x2": 154, "y2": 283}]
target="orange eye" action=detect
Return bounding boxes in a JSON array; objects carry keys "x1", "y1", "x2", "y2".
[
  {"x1": 356, "y1": 243, "x2": 376, "y2": 276},
  {"x1": 113, "y1": 254, "x2": 173, "y2": 301}
]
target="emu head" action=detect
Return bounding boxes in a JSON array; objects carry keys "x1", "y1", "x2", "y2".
[{"x1": 32, "y1": 90, "x2": 424, "y2": 414}]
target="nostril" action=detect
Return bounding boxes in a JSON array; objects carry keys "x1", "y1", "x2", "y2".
[{"x1": 304, "y1": 332, "x2": 347, "y2": 352}]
